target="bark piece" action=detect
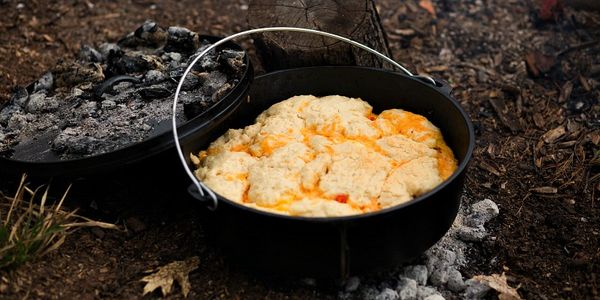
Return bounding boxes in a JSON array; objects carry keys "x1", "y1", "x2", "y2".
[{"x1": 248, "y1": 0, "x2": 391, "y2": 71}]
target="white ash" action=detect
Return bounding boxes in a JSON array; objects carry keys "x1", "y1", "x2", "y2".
[
  {"x1": 0, "y1": 21, "x2": 246, "y2": 161},
  {"x1": 339, "y1": 198, "x2": 500, "y2": 300}
]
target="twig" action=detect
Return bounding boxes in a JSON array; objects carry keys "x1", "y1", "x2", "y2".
[
  {"x1": 556, "y1": 40, "x2": 600, "y2": 57},
  {"x1": 452, "y1": 62, "x2": 497, "y2": 76}
]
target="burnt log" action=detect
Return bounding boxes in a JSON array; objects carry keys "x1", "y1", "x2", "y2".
[{"x1": 248, "y1": 0, "x2": 391, "y2": 71}]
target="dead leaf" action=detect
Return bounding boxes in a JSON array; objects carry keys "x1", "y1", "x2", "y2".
[
  {"x1": 525, "y1": 50, "x2": 556, "y2": 77},
  {"x1": 542, "y1": 125, "x2": 566, "y2": 143},
  {"x1": 558, "y1": 81, "x2": 573, "y2": 103},
  {"x1": 419, "y1": 0, "x2": 436, "y2": 17},
  {"x1": 141, "y1": 256, "x2": 200, "y2": 298},
  {"x1": 473, "y1": 273, "x2": 522, "y2": 300}
]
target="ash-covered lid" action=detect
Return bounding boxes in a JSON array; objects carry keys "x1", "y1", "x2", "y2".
[{"x1": 0, "y1": 21, "x2": 247, "y2": 162}]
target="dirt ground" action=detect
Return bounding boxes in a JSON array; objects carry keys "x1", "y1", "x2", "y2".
[{"x1": 0, "y1": 0, "x2": 598, "y2": 299}]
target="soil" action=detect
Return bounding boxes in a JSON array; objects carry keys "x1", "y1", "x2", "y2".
[{"x1": 0, "y1": 0, "x2": 599, "y2": 299}]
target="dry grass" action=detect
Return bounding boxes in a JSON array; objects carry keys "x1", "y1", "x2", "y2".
[{"x1": 0, "y1": 175, "x2": 118, "y2": 269}]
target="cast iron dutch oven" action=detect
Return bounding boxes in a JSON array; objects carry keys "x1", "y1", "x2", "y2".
[
  {"x1": 0, "y1": 36, "x2": 252, "y2": 180},
  {"x1": 175, "y1": 28, "x2": 475, "y2": 278}
]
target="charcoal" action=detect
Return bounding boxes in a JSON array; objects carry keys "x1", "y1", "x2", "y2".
[
  {"x1": 101, "y1": 100, "x2": 116, "y2": 110},
  {"x1": 188, "y1": 45, "x2": 219, "y2": 70},
  {"x1": 446, "y1": 268, "x2": 465, "y2": 292},
  {"x1": 403, "y1": 265, "x2": 427, "y2": 285},
  {"x1": 144, "y1": 70, "x2": 166, "y2": 84},
  {"x1": 416, "y1": 286, "x2": 438, "y2": 299},
  {"x1": 78, "y1": 45, "x2": 103, "y2": 63},
  {"x1": 133, "y1": 20, "x2": 167, "y2": 47},
  {"x1": 423, "y1": 295, "x2": 445, "y2": 300},
  {"x1": 345, "y1": 277, "x2": 361, "y2": 292},
  {"x1": 26, "y1": 92, "x2": 59, "y2": 113},
  {"x1": 463, "y1": 279, "x2": 491, "y2": 299},
  {"x1": 54, "y1": 61, "x2": 105, "y2": 88},
  {"x1": 107, "y1": 52, "x2": 154, "y2": 75},
  {"x1": 7, "y1": 113, "x2": 34, "y2": 131},
  {"x1": 375, "y1": 288, "x2": 399, "y2": 300},
  {"x1": 0, "y1": 105, "x2": 22, "y2": 126},
  {"x1": 138, "y1": 85, "x2": 172, "y2": 100},
  {"x1": 33, "y1": 72, "x2": 54, "y2": 92},
  {"x1": 180, "y1": 72, "x2": 204, "y2": 91},
  {"x1": 465, "y1": 199, "x2": 500, "y2": 227},
  {"x1": 162, "y1": 52, "x2": 183, "y2": 63},
  {"x1": 52, "y1": 128, "x2": 100, "y2": 155},
  {"x1": 395, "y1": 277, "x2": 417, "y2": 300},
  {"x1": 219, "y1": 49, "x2": 246, "y2": 73},
  {"x1": 10, "y1": 86, "x2": 28, "y2": 108},
  {"x1": 211, "y1": 82, "x2": 232, "y2": 101},
  {"x1": 164, "y1": 26, "x2": 200, "y2": 53},
  {"x1": 202, "y1": 71, "x2": 228, "y2": 95},
  {"x1": 98, "y1": 43, "x2": 120, "y2": 59}
]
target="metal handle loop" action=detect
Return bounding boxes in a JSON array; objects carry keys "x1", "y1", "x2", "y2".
[{"x1": 172, "y1": 26, "x2": 436, "y2": 210}]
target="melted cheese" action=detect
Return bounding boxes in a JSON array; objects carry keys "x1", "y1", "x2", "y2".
[{"x1": 194, "y1": 95, "x2": 458, "y2": 217}]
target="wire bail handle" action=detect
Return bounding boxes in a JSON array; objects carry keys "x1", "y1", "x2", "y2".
[{"x1": 172, "y1": 26, "x2": 437, "y2": 211}]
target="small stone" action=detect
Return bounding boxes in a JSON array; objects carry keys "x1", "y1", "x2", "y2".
[
  {"x1": 101, "y1": 100, "x2": 116, "y2": 110},
  {"x1": 446, "y1": 268, "x2": 465, "y2": 292},
  {"x1": 423, "y1": 295, "x2": 445, "y2": 300},
  {"x1": 144, "y1": 70, "x2": 166, "y2": 84},
  {"x1": 464, "y1": 279, "x2": 491, "y2": 299},
  {"x1": 125, "y1": 216, "x2": 146, "y2": 233},
  {"x1": 395, "y1": 277, "x2": 417, "y2": 300},
  {"x1": 345, "y1": 277, "x2": 361, "y2": 292},
  {"x1": 458, "y1": 225, "x2": 488, "y2": 242},
  {"x1": 375, "y1": 288, "x2": 399, "y2": 300},
  {"x1": 78, "y1": 45, "x2": 103, "y2": 63},
  {"x1": 403, "y1": 265, "x2": 428, "y2": 285},
  {"x1": 141, "y1": 124, "x2": 152, "y2": 131},
  {"x1": 33, "y1": 72, "x2": 54, "y2": 92},
  {"x1": 416, "y1": 286, "x2": 437, "y2": 299},
  {"x1": 465, "y1": 199, "x2": 500, "y2": 227}
]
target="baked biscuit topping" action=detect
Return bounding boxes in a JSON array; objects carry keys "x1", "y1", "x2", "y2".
[{"x1": 193, "y1": 95, "x2": 457, "y2": 217}]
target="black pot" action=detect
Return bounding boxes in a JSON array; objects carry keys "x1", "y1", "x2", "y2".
[
  {"x1": 180, "y1": 66, "x2": 475, "y2": 278},
  {"x1": 0, "y1": 36, "x2": 253, "y2": 180}
]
